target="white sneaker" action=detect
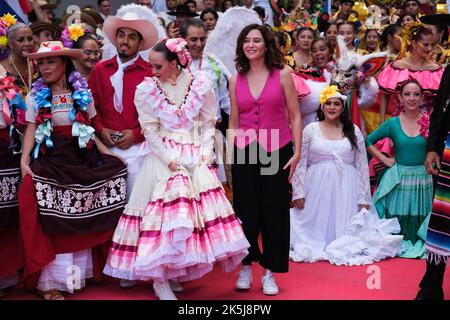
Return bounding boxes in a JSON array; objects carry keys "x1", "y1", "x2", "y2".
[
  {"x1": 261, "y1": 270, "x2": 279, "y2": 295},
  {"x1": 119, "y1": 279, "x2": 137, "y2": 289},
  {"x1": 169, "y1": 279, "x2": 183, "y2": 293},
  {"x1": 235, "y1": 265, "x2": 252, "y2": 290},
  {"x1": 153, "y1": 280, "x2": 177, "y2": 300}
]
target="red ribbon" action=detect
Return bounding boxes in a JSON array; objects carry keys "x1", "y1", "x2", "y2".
[
  {"x1": 36, "y1": 108, "x2": 52, "y2": 125},
  {"x1": 350, "y1": 90, "x2": 362, "y2": 129}
]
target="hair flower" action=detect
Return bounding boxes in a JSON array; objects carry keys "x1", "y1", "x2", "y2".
[{"x1": 1, "y1": 13, "x2": 17, "y2": 28}]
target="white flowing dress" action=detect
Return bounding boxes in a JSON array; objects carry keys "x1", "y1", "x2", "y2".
[{"x1": 290, "y1": 122, "x2": 403, "y2": 265}]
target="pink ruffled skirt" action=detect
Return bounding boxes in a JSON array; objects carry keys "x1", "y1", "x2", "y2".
[{"x1": 104, "y1": 133, "x2": 249, "y2": 282}]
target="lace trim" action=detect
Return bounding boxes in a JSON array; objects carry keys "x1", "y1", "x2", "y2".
[{"x1": 140, "y1": 71, "x2": 210, "y2": 131}]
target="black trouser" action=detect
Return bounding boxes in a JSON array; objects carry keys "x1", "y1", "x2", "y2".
[
  {"x1": 217, "y1": 111, "x2": 229, "y2": 138},
  {"x1": 231, "y1": 141, "x2": 292, "y2": 273},
  {"x1": 416, "y1": 258, "x2": 447, "y2": 300}
]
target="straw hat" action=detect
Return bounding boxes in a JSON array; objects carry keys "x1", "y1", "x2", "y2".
[
  {"x1": 30, "y1": 22, "x2": 62, "y2": 39},
  {"x1": 24, "y1": 41, "x2": 82, "y2": 60},
  {"x1": 37, "y1": 0, "x2": 57, "y2": 10},
  {"x1": 103, "y1": 11, "x2": 158, "y2": 50},
  {"x1": 62, "y1": 12, "x2": 97, "y2": 30}
]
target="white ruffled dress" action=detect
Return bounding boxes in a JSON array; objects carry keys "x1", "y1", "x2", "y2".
[
  {"x1": 104, "y1": 70, "x2": 249, "y2": 282},
  {"x1": 290, "y1": 122, "x2": 403, "y2": 265}
]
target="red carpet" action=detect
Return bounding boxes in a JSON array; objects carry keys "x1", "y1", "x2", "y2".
[{"x1": 3, "y1": 257, "x2": 449, "y2": 300}]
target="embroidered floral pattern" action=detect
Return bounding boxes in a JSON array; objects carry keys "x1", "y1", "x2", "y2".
[
  {"x1": 34, "y1": 175, "x2": 127, "y2": 216},
  {"x1": 51, "y1": 94, "x2": 74, "y2": 112},
  {"x1": 0, "y1": 169, "x2": 20, "y2": 208}
]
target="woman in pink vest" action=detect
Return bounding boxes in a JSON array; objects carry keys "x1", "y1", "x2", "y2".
[{"x1": 228, "y1": 24, "x2": 302, "y2": 296}]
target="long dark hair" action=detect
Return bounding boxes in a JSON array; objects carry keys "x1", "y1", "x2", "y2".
[
  {"x1": 316, "y1": 98, "x2": 358, "y2": 150},
  {"x1": 235, "y1": 24, "x2": 284, "y2": 74}
]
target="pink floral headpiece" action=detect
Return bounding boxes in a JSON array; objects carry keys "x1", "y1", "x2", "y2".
[{"x1": 166, "y1": 38, "x2": 192, "y2": 69}]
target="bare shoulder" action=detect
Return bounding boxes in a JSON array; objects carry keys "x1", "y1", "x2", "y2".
[{"x1": 280, "y1": 67, "x2": 294, "y2": 85}]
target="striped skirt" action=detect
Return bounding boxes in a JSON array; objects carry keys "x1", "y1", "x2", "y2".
[
  {"x1": 373, "y1": 163, "x2": 433, "y2": 258},
  {"x1": 425, "y1": 131, "x2": 450, "y2": 264},
  {"x1": 104, "y1": 131, "x2": 249, "y2": 282}
]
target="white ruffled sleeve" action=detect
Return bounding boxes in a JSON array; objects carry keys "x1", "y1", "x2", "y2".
[
  {"x1": 291, "y1": 123, "x2": 313, "y2": 200},
  {"x1": 353, "y1": 125, "x2": 371, "y2": 205},
  {"x1": 358, "y1": 77, "x2": 379, "y2": 109},
  {"x1": 135, "y1": 78, "x2": 178, "y2": 166},
  {"x1": 199, "y1": 78, "x2": 218, "y2": 160}
]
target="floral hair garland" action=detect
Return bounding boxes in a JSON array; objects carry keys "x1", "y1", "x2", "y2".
[
  {"x1": 32, "y1": 71, "x2": 94, "y2": 158},
  {"x1": 166, "y1": 38, "x2": 192, "y2": 69},
  {"x1": 0, "y1": 13, "x2": 17, "y2": 49},
  {"x1": 61, "y1": 24, "x2": 86, "y2": 49}
]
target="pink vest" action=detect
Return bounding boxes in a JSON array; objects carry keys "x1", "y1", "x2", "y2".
[{"x1": 235, "y1": 69, "x2": 292, "y2": 152}]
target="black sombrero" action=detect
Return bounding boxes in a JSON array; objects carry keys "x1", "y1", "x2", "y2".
[{"x1": 420, "y1": 14, "x2": 450, "y2": 26}]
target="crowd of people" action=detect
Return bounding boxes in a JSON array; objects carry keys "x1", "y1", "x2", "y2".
[{"x1": 0, "y1": 0, "x2": 449, "y2": 301}]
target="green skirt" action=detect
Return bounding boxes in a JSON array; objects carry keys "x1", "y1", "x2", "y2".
[{"x1": 373, "y1": 164, "x2": 433, "y2": 258}]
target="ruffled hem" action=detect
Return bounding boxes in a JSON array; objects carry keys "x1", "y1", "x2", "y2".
[
  {"x1": 105, "y1": 162, "x2": 249, "y2": 281},
  {"x1": 290, "y1": 208, "x2": 404, "y2": 266},
  {"x1": 377, "y1": 64, "x2": 443, "y2": 94},
  {"x1": 36, "y1": 268, "x2": 93, "y2": 293},
  {"x1": 290, "y1": 72, "x2": 311, "y2": 99},
  {"x1": 136, "y1": 71, "x2": 211, "y2": 131}
]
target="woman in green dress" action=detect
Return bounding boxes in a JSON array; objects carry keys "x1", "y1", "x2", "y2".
[{"x1": 366, "y1": 79, "x2": 433, "y2": 259}]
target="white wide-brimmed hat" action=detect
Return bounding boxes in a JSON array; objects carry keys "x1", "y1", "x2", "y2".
[
  {"x1": 24, "y1": 41, "x2": 82, "y2": 60},
  {"x1": 103, "y1": 11, "x2": 158, "y2": 51}
]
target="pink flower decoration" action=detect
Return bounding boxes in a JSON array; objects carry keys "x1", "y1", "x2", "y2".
[
  {"x1": 0, "y1": 20, "x2": 7, "y2": 36},
  {"x1": 166, "y1": 38, "x2": 192, "y2": 68},
  {"x1": 51, "y1": 45, "x2": 62, "y2": 51},
  {"x1": 418, "y1": 113, "x2": 430, "y2": 139}
]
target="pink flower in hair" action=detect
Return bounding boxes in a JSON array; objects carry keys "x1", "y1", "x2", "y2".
[
  {"x1": 0, "y1": 20, "x2": 7, "y2": 36},
  {"x1": 166, "y1": 38, "x2": 192, "y2": 68}
]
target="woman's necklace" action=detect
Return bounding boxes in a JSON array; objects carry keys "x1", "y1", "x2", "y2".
[{"x1": 9, "y1": 55, "x2": 31, "y2": 92}]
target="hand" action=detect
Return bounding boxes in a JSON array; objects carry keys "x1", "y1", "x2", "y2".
[
  {"x1": 168, "y1": 159, "x2": 181, "y2": 172},
  {"x1": 115, "y1": 130, "x2": 135, "y2": 150},
  {"x1": 99, "y1": 128, "x2": 117, "y2": 148},
  {"x1": 425, "y1": 151, "x2": 441, "y2": 175},
  {"x1": 20, "y1": 156, "x2": 33, "y2": 178},
  {"x1": 358, "y1": 204, "x2": 370, "y2": 211},
  {"x1": 201, "y1": 155, "x2": 213, "y2": 165},
  {"x1": 167, "y1": 23, "x2": 180, "y2": 38},
  {"x1": 283, "y1": 152, "x2": 301, "y2": 183},
  {"x1": 383, "y1": 156, "x2": 395, "y2": 168},
  {"x1": 293, "y1": 198, "x2": 305, "y2": 209}
]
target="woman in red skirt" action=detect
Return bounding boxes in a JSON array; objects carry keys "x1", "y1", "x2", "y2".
[{"x1": 19, "y1": 41, "x2": 127, "y2": 300}]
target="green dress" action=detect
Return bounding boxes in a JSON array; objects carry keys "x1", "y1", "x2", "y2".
[{"x1": 366, "y1": 117, "x2": 433, "y2": 259}]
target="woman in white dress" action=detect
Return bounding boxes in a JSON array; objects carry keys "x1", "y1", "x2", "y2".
[
  {"x1": 290, "y1": 84, "x2": 403, "y2": 266},
  {"x1": 103, "y1": 38, "x2": 249, "y2": 300}
]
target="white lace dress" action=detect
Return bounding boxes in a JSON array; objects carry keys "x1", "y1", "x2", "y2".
[{"x1": 290, "y1": 122, "x2": 403, "y2": 265}]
